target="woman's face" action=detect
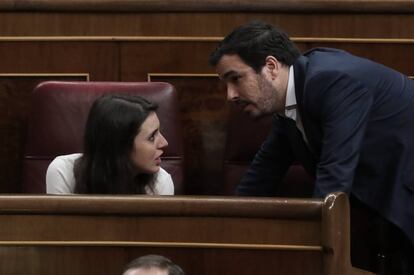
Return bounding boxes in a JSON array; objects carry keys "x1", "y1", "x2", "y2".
[{"x1": 130, "y1": 112, "x2": 168, "y2": 174}]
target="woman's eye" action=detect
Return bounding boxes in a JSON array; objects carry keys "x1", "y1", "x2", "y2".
[{"x1": 148, "y1": 130, "x2": 160, "y2": 142}]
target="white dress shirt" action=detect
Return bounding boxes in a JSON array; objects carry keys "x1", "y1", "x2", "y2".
[{"x1": 284, "y1": 66, "x2": 309, "y2": 144}]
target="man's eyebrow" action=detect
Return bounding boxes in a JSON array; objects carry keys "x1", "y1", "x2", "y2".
[{"x1": 220, "y1": 70, "x2": 237, "y2": 81}]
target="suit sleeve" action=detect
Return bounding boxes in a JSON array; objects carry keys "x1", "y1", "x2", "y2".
[
  {"x1": 307, "y1": 71, "x2": 374, "y2": 197},
  {"x1": 237, "y1": 116, "x2": 294, "y2": 196}
]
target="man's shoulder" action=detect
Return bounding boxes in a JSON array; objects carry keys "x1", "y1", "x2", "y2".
[{"x1": 303, "y1": 47, "x2": 346, "y2": 57}]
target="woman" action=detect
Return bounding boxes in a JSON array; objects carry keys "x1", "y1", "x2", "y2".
[{"x1": 46, "y1": 94, "x2": 174, "y2": 195}]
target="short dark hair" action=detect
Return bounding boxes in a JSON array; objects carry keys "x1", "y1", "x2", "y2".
[
  {"x1": 122, "y1": 255, "x2": 185, "y2": 275},
  {"x1": 74, "y1": 94, "x2": 158, "y2": 194},
  {"x1": 209, "y1": 21, "x2": 301, "y2": 72}
]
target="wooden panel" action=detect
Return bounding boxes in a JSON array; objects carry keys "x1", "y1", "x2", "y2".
[
  {"x1": 1, "y1": 13, "x2": 414, "y2": 38},
  {"x1": 0, "y1": 215, "x2": 321, "y2": 245},
  {"x1": 0, "y1": 42, "x2": 118, "y2": 79},
  {"x1": 0, "y1": 246, "x2": 322, "y2": 275},
  {"x1": 120, "y1": 41, "x2": 216, "y2": 79},
  {"x1": 1, "y1": 0, "x2": 414, "y2": 13},
  {"x1": 0, "y1": 193, "x2": 369, "y2": 275}
]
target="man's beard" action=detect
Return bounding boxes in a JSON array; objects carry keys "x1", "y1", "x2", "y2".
[{"x1": 255, "y1": 76, "x2": 278, "y2": 116}]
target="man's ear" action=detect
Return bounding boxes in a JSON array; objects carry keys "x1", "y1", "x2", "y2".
[{"x1": 264, "y1": 56, "x2": 280, "y2": 77}]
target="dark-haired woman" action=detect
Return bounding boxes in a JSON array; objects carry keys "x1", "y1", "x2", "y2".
[{"x1": 46, "y1": 94, "x2": 173, "y2": 195}]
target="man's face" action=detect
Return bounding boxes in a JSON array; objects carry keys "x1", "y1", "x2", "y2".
[
  {"x1": 123, "y1": 267, "x2": 168, "y2": 275},
  {"x1": 216, "y1": 54, "x2": 288, "y2": 117}
]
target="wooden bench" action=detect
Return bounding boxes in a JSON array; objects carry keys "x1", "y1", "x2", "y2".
[{"x1": 0, "y1": 192, "x2": 373, "y2": 275}]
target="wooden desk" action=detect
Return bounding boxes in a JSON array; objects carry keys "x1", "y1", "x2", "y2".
[{"x1": 0, "y1": 192, "x2": 372, "y2": 275}]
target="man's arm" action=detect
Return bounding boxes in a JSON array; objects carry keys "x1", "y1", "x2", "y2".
[
  {"x1": 307, "y1": 71, "x2": 373, "y2": 197},
  {"x1": 237, "y1": 116, "x2": 294, "y2": 196}
]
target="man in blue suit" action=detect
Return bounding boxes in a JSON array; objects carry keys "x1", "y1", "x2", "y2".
[{"x1": 210, "y1": 21, "x2": 414, "y2": 274}]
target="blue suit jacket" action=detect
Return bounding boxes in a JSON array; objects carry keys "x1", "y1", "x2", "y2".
[{"x1": 237, "y1": 48, "x2": 414, "y2": 245}]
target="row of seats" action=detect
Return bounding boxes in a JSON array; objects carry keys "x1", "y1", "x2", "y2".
[{"x1": 21, "y1": 81, "x2": 314, "y2": 195}]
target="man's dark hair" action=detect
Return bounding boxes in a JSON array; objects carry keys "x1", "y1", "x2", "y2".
[
  {"x1": 122, "y1": 254, "x2": 185, "y2": 275},
  {"x1": 74, "y1": 94, "x2": 158, "y2": 194},
  {"x1": 209, "y1": 21, "x2": 301, "y2": 72}
]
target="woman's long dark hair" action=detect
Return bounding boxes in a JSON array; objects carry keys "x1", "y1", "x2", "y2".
[{"x1": 74, "y1": 94, "x2": 158, "y2": 194}]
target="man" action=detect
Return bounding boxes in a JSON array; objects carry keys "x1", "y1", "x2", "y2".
[
  {"x1": 122, "y1": 255, "x2": 185, "y2": 275},
  {"x1": 210, "y1": 21, "x2": 414, "y2": 274}
]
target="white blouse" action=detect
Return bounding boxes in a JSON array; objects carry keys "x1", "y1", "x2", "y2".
[{"x1": 46, "y1": 153, "x2": 174, "y2": 195}]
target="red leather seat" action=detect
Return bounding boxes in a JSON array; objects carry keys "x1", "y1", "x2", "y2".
[
  {"x1": 222, "y1": 104, "x2": 314, "y2": 196},
  {"x1": 21, "y1": 81, "x2": 184, "y2": 194}
]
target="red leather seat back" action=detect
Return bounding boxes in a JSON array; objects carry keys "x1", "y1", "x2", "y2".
[
  {"x1": 223, "y1": 104, "x2": 314, "y2": 196},
  {"x1": 22, "y1": 81, "x2": 183, "y2": 194}
]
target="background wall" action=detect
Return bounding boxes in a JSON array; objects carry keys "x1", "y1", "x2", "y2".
[{"x1": 1, "y1": 0, "x2": 414, "y2": 194}]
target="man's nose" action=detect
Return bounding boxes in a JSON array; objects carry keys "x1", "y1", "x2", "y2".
[{"x1": 227, "y1": 85, "x2": 239, "y2": 101}]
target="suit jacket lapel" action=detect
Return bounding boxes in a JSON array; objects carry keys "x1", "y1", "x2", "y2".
[
  {"x1": 291, "y1": 56, "x2": 320, "y2": 174},
  {"x1": 293, "y1": 55, "x2": 320, "y2": 156},
  {"x1": 293, "y1": 55, "x2": 307, "y2": 109}
]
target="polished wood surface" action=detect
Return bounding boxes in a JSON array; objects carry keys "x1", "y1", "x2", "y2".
[
  {"x1": 1, "y1": 0, "x2": 414, "y2": 12},
  {"x1": 1, "y1": 13, "x2": 414, "y2": 38},
  {"x1": 0, "y1": 193, "x2": 373, "y2": 275},
  {"x1": 0, "y1": 194, "x2": 322, "y2": 217}
]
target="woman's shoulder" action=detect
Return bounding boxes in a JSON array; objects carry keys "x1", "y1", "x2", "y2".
[
  {"x1": 48, "y1": 153, "x2": 82, "y2": 172},
  {"x1": 46, "y1": 153, "x2": 82, "y2": 194},
  {"x1": 154, "y1": 167, "x2": 174, "y2": 195},
  {"x1": 52, "y1": 153, "x2": 82, "y2": 163}
]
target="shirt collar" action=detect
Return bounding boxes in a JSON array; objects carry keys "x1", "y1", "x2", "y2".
[{"x1": 284, "y1": 66, "x2": 297, "y2": 120}]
